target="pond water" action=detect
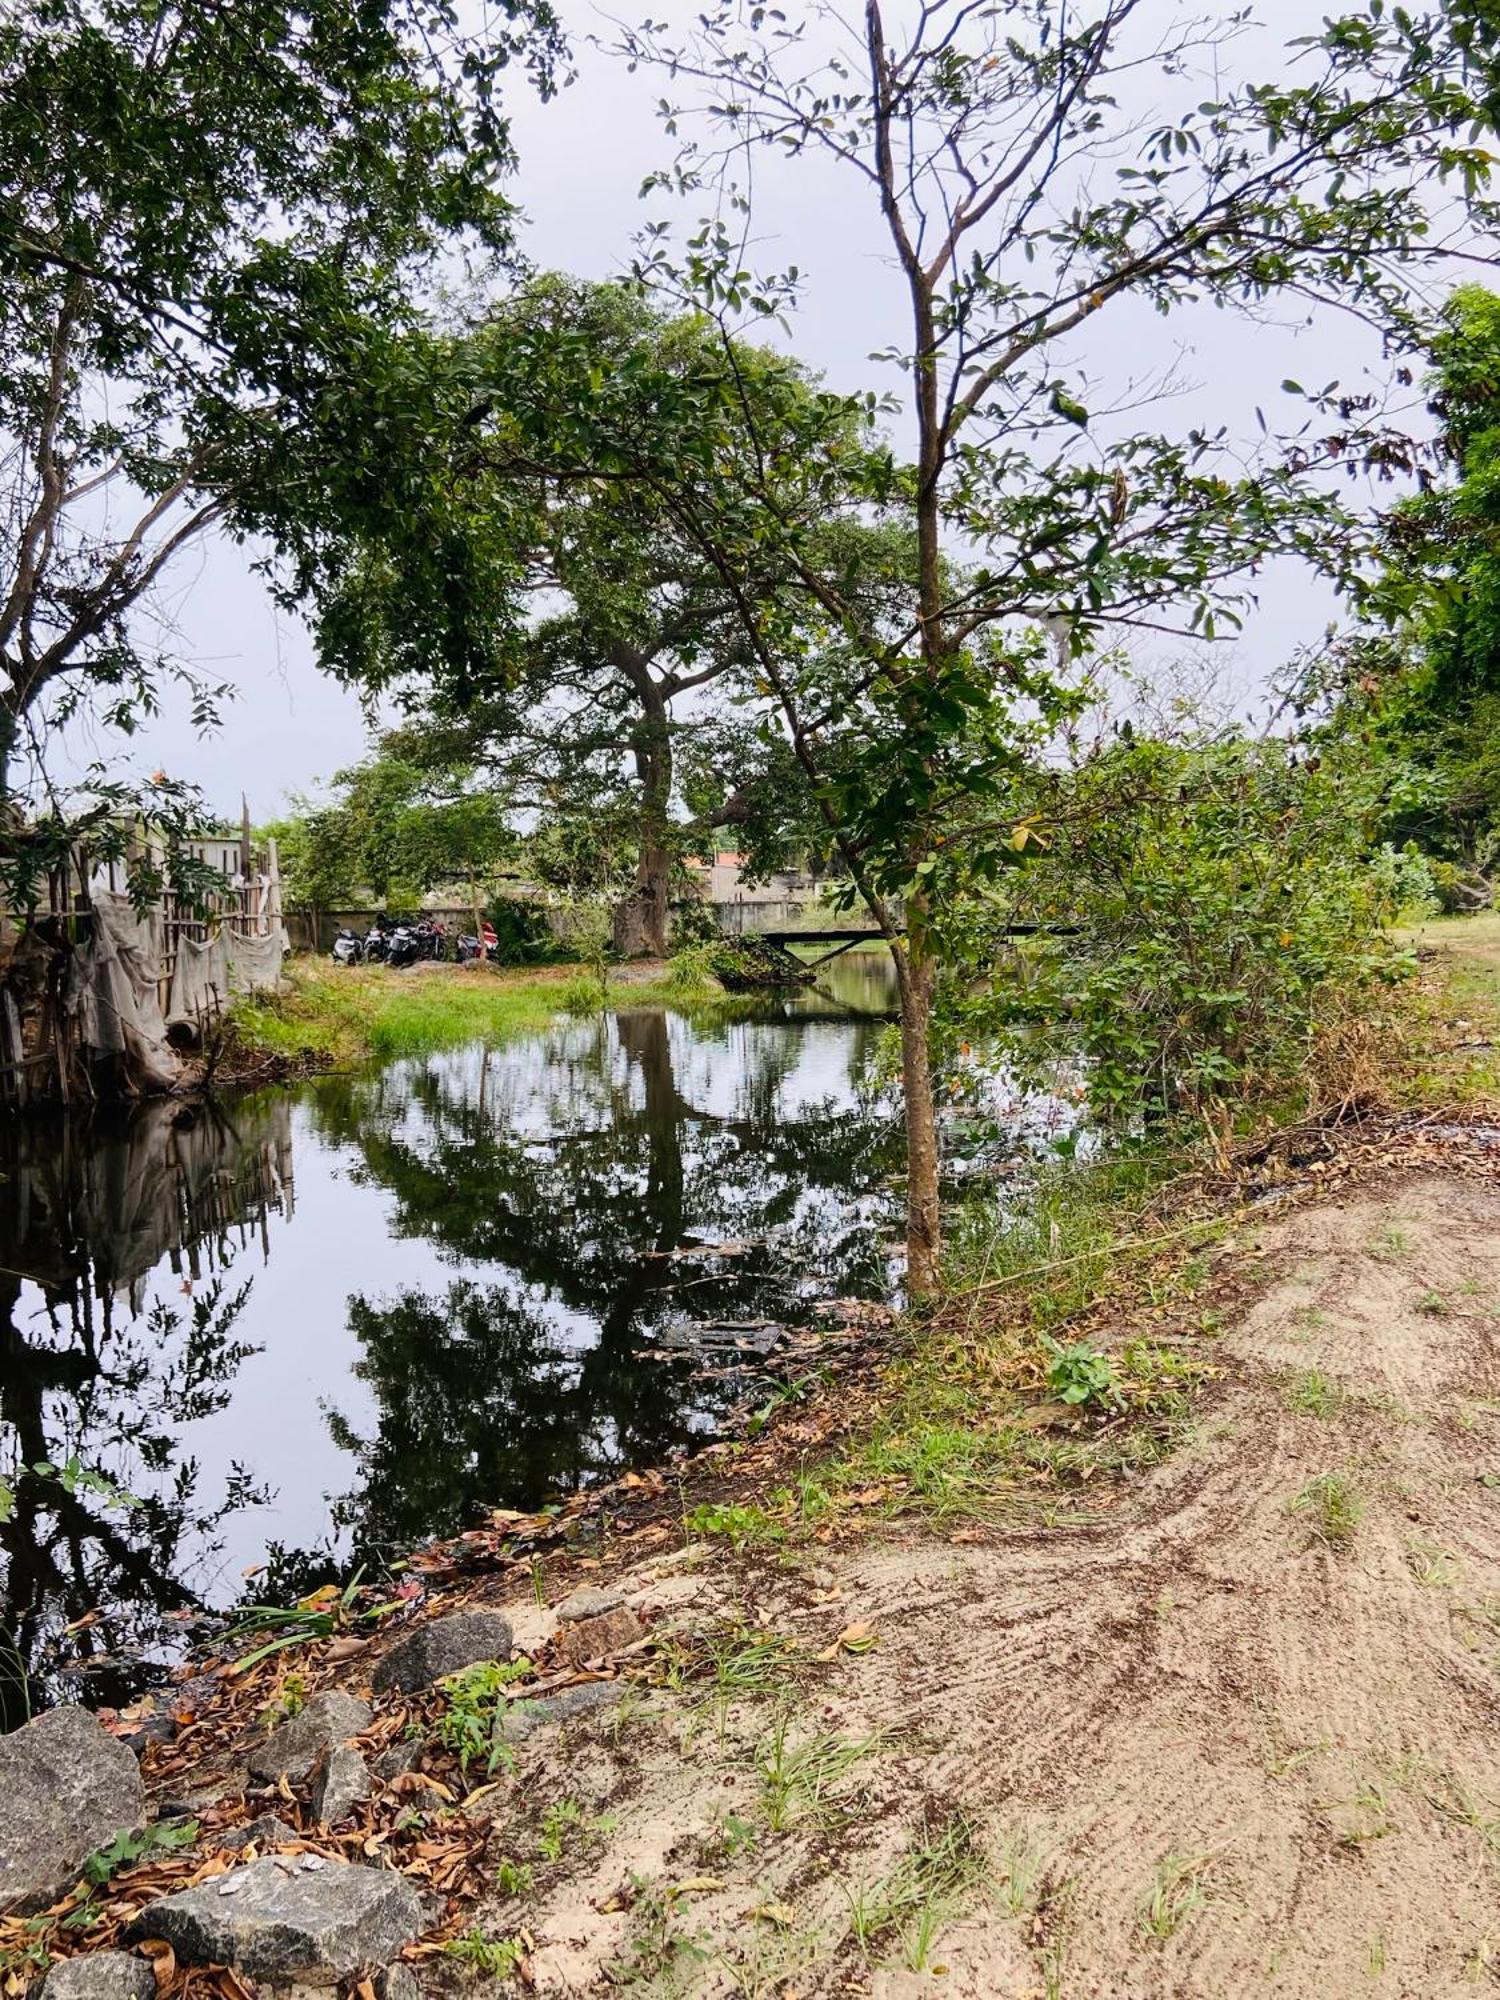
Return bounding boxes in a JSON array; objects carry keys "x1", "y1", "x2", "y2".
[
  {"x1": 0, "y1": 954, "x2": 1079, "y2": 1724},
  {"x1": 0, "y1": 958, "x2": 913, "y2": 1720}
]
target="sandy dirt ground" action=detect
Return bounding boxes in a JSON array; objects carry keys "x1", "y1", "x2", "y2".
[{"x1": 457, "y1": 1169, "x2": 1500, "y2": 1999}]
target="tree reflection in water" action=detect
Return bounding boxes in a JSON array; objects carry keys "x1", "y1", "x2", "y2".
[
  {"x1": 0, "y1": 1099, "x2": 290, "y2": 1726},
  {"x1": 0, "y1": 979, "x2": 904, "y2": 1720},
  {"x1": 316, "y1": 1003, "x2": 904, "y2": 1566}
]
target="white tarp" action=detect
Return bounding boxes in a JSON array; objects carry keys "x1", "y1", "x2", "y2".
[
  {"x1": 225, "y1": 926, "x2": 285, "y2": 996},
  {"x1": 64, "y1": 892, "x2": 180, "y2": 1092},
  {"x1": 167, "y1": 927, "x2": 230, "y2": 1026},
  {"x1": 166, "y1": 925, "x2": 285, "y2": 1029}
]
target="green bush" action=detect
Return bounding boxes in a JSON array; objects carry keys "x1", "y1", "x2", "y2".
[
  {"x1": 951, "y1": 736, "x2": 1410, "y2": 1129},
  {"x1": 484, "y1": 897, "x2": 569, "y2": 965}
]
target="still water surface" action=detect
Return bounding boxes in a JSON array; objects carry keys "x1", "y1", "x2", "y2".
[{"x1": 0, "y1": 960, "x2": 909, "y2": 1717}]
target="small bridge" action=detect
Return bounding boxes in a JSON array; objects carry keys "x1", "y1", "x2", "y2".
[
  {"x1": 760, "y1": 922, "x2": 1069, "y2": 971},
  {"x1": 757, "y1": 928, "x2": 885, "y2": 969}
]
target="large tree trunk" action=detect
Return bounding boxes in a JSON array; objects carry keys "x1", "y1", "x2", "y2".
[
  {"x1": 611, "y1": 655, "x2": 674, "y2": 958},
  {"x1": 612, "y1": 829, "x2": 672, "y2": 958}
]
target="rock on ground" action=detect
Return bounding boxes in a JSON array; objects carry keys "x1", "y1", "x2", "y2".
[
  {"x1": 218, "y1": 1813, "x2": 298, "y2": 1852},
  {"x1": 127, "y1": 1855, "x2": 423, "y2": 1984},
  {"x1": 371, "y1": 1610, "x2": 513, "y2": 1696},
  {"x1": 496, "y1": 1681, "x2": 623, "y2": 1747},
  {"x1": 308, "y1": 1745, "x2": 370, "y2": 1826},
  {"x1": 554, "y1": 1585, "x2": 624, "y2": 1622},
  {"x1": 41, "y1": 1953, "x2": 156, "y2": 2000},
  {"x1": 246, "y1": 1692, "x2": 371, "y2": 1784},
  {"x1": 557, "y1": 1608, "x2": 643, "y2": 1666},
  {"x1": 0, "y1": 1706, "x2": 145, "y2": 1916}
]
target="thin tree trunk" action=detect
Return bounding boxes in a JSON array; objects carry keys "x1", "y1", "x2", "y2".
[
  {"x1": 867, "y1": 0, "x2": 948, "y2": 1293},
  {"x1": 892, "y1": 910, "x2": 941, "y2": 1296},
  {"x1": 469, "y1": 868, "x2": 487, "y2": 969}
]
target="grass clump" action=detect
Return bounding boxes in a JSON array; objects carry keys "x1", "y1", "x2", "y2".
[
  {"x1": 1285, "y1": 1369, "x2": 1343, "y2": 1419},
  {"x1": 1289, "y1": 1470, "x2": 1365, "y2": 1548},
  {"x1": 755, "y1": 1716, "x2": 882, "y2": 1832},
  {"x1": 845, "y1": 1810, "x2": 989, "y2": 1969},
  {"x1": 1138, "y1": 1849, "x2": 1216, "y2": 1942}
]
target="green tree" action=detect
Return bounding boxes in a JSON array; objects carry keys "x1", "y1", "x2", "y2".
[
  {"x1": 275, "y1": 752, "x2": 516, "y2": 916},
  {"x1": 353, "y1": 279, "x2": 886, "y2": 956},
  {"x1": 0, "y1": 0, "x2": 562, "y2": 876},
  {"x1": 1330, "y1": 285, "x2": 1500, "y2": 885},
  {"x1": 946, "y1": 733, "x2": 1405, "y2": 1133},
  {"x1": 579, "y1": 0, "x2": 1500, "y2": 1291}
]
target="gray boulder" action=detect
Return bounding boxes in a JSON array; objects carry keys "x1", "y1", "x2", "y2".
[
  {"x1": 378, "y1": 1965, "x2": 420, "y2": 2000},
  {"x1": 308, "y1": 1746, "x2": 370, "y2": 1827},
  {"x1": 218, "y1": 1813, "x2": 299, "y2": 1852},
  {"x1": 0, "y1": 1705, "x2": 145, "y2": 1916},
  {"x1": 496, "y1": 1681, "x2": 623, "y2": 1747},
  {"x1": 371, "y1": 1611, "x2": 513, "y2": 1697},
  {"x1": 42, "y1": 1953, "x2": 156, "y2": 2000},
  {"x1": 127, "y1": 1855, "x2": 423, "y2": 1984},
  {"x1": 554, "y1": 1585, "x2": 624, "y2": 1623},
  {"x1": 370, "y1": 1741, "x2": 422, "y2": 1784},
  {"x1": 246, "y1": 1692, "x2": 371, "y2": 1784}
]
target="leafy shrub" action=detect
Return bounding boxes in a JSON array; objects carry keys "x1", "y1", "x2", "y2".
[
  {"x1": 685, "y1": 1500, "x2": 784, "y2": 1548},
  {"x1": 432, "y1": 1658, "x2": 533, "y2": 1775},
  {"x1": 442, "y1": 1929, "x2": 526, "y2": 1976},
  {"x1": 951, "y1": 736, "x2": 1409, "y2": 1128},
  {"x1": 1041, "y1": 1336, "x2": 1122, "y2": 1410},
  {"x1": 83, "y1": 1819, "x2": 198, "y2": 1887},
  {"x1": 485, "y1": 897, "x2": 569, "y2": 965},
  {"x1": 668, "y1": 889, "x2": 722, "y2": 946}
]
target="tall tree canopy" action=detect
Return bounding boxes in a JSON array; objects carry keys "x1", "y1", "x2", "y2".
[
  {"x1": 1309, "y1": 285, "x2": 1500, "y2": 884},
  {"x1": 0, "y1": 0, "x2": 563, "y2": 875},
  {"x1": 330, "y1": 278, "x2": 894, "y2": 954}
]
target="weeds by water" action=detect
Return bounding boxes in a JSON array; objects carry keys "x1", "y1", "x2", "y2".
[
  {"x1": 233, "y1": 957, "x2": 736, "y2": 1067},
  {"x1": 808, "y1": 1149, "x2": 1222, "y2": 1527}
]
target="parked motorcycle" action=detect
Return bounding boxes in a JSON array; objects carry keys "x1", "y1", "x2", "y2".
[
  {"x1": 456, "y1": 921, "x2": 499, "y2": 964},
  {"x1": 330, "y1": 927, "x2": 363, "y2": 966},
  {"x1": 385, "y1": 923, "x2": 420, "y2": 968},
  {"x1": 414, "y1": 918, "x2": 448, "y2": 962}
]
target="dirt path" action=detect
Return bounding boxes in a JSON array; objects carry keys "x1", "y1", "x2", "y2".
[{"x1": 460, "y1": 1168, "x2": 1500, "y2": 1998}]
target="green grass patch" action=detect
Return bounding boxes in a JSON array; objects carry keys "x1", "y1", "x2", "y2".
[
  {"x1": 232, "y1": 957, "x2": 738, "y2": 1068},
  {"x1": 1289, "y1": 1470, "x2": 1364, "y2": 1548},
  {"x1": 1284, "y1": 1369, "x2": 1343, "y2": 1419},
  {"x1": 770, "y1": 1150, "x2": 1215, "y2": 1530}
]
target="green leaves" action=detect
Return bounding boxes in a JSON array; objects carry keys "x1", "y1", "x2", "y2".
[
  {"x1": 0, "y1": 0, "x2": 564, "y2": 802},
  {"x1": 945, "y1": 734, "x2": 1406, "y2": 1130},
  {"x1": 1042, "y1": 1337, "x2": 1123, "y2": 1412},
  {"x1": 82, "y1": 1819, "x2": 199, "y2": 1889}
]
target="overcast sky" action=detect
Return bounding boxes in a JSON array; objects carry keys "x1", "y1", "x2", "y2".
[{"x1": 72, "y1": 0, "x2": 1443, "y2": 819}]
